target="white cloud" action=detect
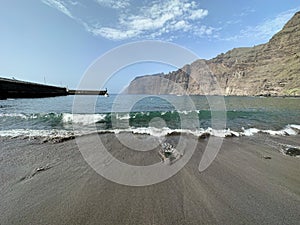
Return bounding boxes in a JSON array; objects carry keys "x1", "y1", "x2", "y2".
[
  {"x1": 89, "y1": 27, "x2": 141, "y2": 40},
  {"x1": 68, "y1": 0, "x2": 79, "y2": 6},
  {"x1": 42, "y1": 0, "x2": 73, "y2": 18},
  {"x1": 224, "y1": 8, "x2": 300, "y2": 42},
  {"x1": 95, "y1": 0, "x2": 130, "y2": 9},
  {"x1": 189, "y1": 9, "x2": 208, "y2": 20},
  {"x1": 237, "y1": 8, "x2": 256, "y2": 17},
  {"x1": 87, "y1": 0, "x2": 211, "y2": 40},
  {"x1": 41, "y1": 0, "x2": 212, "y2": 41},
  {"x1": 173, "y1": 20, "x2": 191, "y2": 31}
]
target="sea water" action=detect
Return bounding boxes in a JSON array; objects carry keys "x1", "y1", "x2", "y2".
[{"x1": 0, "y1": 95, "x2": 299, "y2": 139}]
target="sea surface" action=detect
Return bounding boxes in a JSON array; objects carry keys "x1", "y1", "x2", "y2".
[{"x1": 0, "y1": 95, "x2": 300, "y2": 139}]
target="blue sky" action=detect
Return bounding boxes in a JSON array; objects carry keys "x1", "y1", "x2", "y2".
[{"x1": 0, "y1": 0, "x2": 299, "y2": 93}]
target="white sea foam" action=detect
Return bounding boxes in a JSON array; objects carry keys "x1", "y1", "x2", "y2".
[
  {"x1": 177, "y1": 110, "x2": 199, "y2": 115},
  {"x1": 0, "y1": 113, "x2": 60, "y2": 120},
  {"x1": 178, "y1": 110, "x2": 189, "y2": 115},
  {"x1": 0, "y1": 129, "x2": 75, "y2": 139},
  {"x1": 1, "y1": 124, "x2": 299, "y2": 139},
  {"x1": 290, "y1": 124, "x2": 300, "y2": 130},
  {"x1": 0, "y1": 113, "x2": 28, "y2": 119},
  {"x1": 62, "y1": 113, "x2": 106, "y2": 125},
  {"x1": 113, "y1": 127, "x2": 178, "y2": 137},
  {"x1": 116, "y1": 113, "x2": 130, "y2": 120},
  {"x1": 241, "y1": 125, "x2": 300, "y2": 136},
  {"x1": 242, "y1": 128, "x2": 260, "y2": 136},
  {"x1": 110, "y1": 127, "x2": 239, "y2": 138}
]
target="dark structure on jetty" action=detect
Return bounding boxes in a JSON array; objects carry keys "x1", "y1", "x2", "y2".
[{"x1": 0, "y1": 77, "x2": 108, "y2": 99}]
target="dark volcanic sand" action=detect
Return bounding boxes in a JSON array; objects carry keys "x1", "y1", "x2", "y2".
[{"x1": 0, "y1": 133, "x2": 299, "y2": 225}]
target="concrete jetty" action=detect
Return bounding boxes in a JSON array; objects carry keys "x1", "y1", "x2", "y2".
[
  {"x1": 67, "y1": 89, "x2": 108, "y2": 96},
  {"x1": 0, "y1": 77, "x2": 108, "y2": 99}
]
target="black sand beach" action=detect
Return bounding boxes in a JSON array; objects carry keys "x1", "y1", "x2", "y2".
[{"x1": 0, "y1": 133, "x2": 299, "y2": 225}]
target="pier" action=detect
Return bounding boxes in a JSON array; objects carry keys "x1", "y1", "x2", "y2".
[
  {"x1": 67, "y1": 89, "x2": 108, "y2": 96},
  {"x1": 0, "y1": 77, "x2": 108, "y2": 99}
]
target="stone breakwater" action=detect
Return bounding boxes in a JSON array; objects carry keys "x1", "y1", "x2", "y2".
[
  {"x1": 0, "y1": 77, "x2": 108, "y2": 99},
  {"x1": 0, "y1": 77, "x2": 68, "y2": 99}
]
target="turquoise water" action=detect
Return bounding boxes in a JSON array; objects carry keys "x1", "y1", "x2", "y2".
[{"x1": 0, "y1": 95, "x2": 299, "y2": 137}]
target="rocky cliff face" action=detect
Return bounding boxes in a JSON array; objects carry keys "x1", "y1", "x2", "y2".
[{"x1": 126, "y1": 11, "x2": 300, "y2": 96}]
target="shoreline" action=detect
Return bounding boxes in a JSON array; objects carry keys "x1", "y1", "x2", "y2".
[
  {"x1": 118, "y1": 93, "x2": 300, "y2": 98},
  {"x1": 1, "y1": 133, "x2": 299, "y2": 225},
  {"x1": 1, "y1": 92, "x2": 300, "y2": 100}
]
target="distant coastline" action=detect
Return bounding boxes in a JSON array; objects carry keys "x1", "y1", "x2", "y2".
[
  {"x1": 126, "y1": 11, "x2": 300, "y2": 97},
  {"x1": 121, "y1": 93, "x2": 300, "y2": 98}
]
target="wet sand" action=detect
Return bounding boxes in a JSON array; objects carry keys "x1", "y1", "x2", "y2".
[{"x1": 0, "y1": 133, "x2": 299, "y2": 225}]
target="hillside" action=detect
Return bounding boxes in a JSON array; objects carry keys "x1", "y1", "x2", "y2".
[{"x1": 126, "y1": 11, "x2": 300, "y2": 96}]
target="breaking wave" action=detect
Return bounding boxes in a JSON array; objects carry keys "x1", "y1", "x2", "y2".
[
  {"x1": 0, "y1": 110, "x2": 299, "y2": 140},
  {"x1": 0, "y1": 124, "x2": 299, "y2": 141}
]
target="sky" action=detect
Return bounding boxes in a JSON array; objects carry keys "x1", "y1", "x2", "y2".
[{"x1": 0, "y1": 0, "x2": 299, "y2": 93}]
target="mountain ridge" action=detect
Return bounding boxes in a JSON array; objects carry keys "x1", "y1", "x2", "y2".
[{"x1": 126, "y1": 11, "x2": 300, "y2": 96}]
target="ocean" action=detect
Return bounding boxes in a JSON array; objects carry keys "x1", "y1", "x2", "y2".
[
  {"x1": 0, "y1": 95, "x2": 300, "y2": 140},
  {"x1": 1, "y1": 95, "x2": 300, "y2": 225}
]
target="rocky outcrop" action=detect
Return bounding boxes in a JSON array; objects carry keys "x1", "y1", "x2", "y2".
[{"x1": 126, "y1": 11, "x2": 300, "y2": 96}]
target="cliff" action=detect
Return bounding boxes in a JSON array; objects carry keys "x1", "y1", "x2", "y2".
[{"x1": 126, "y1": 11, "x2": 300, "y2": 96}]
